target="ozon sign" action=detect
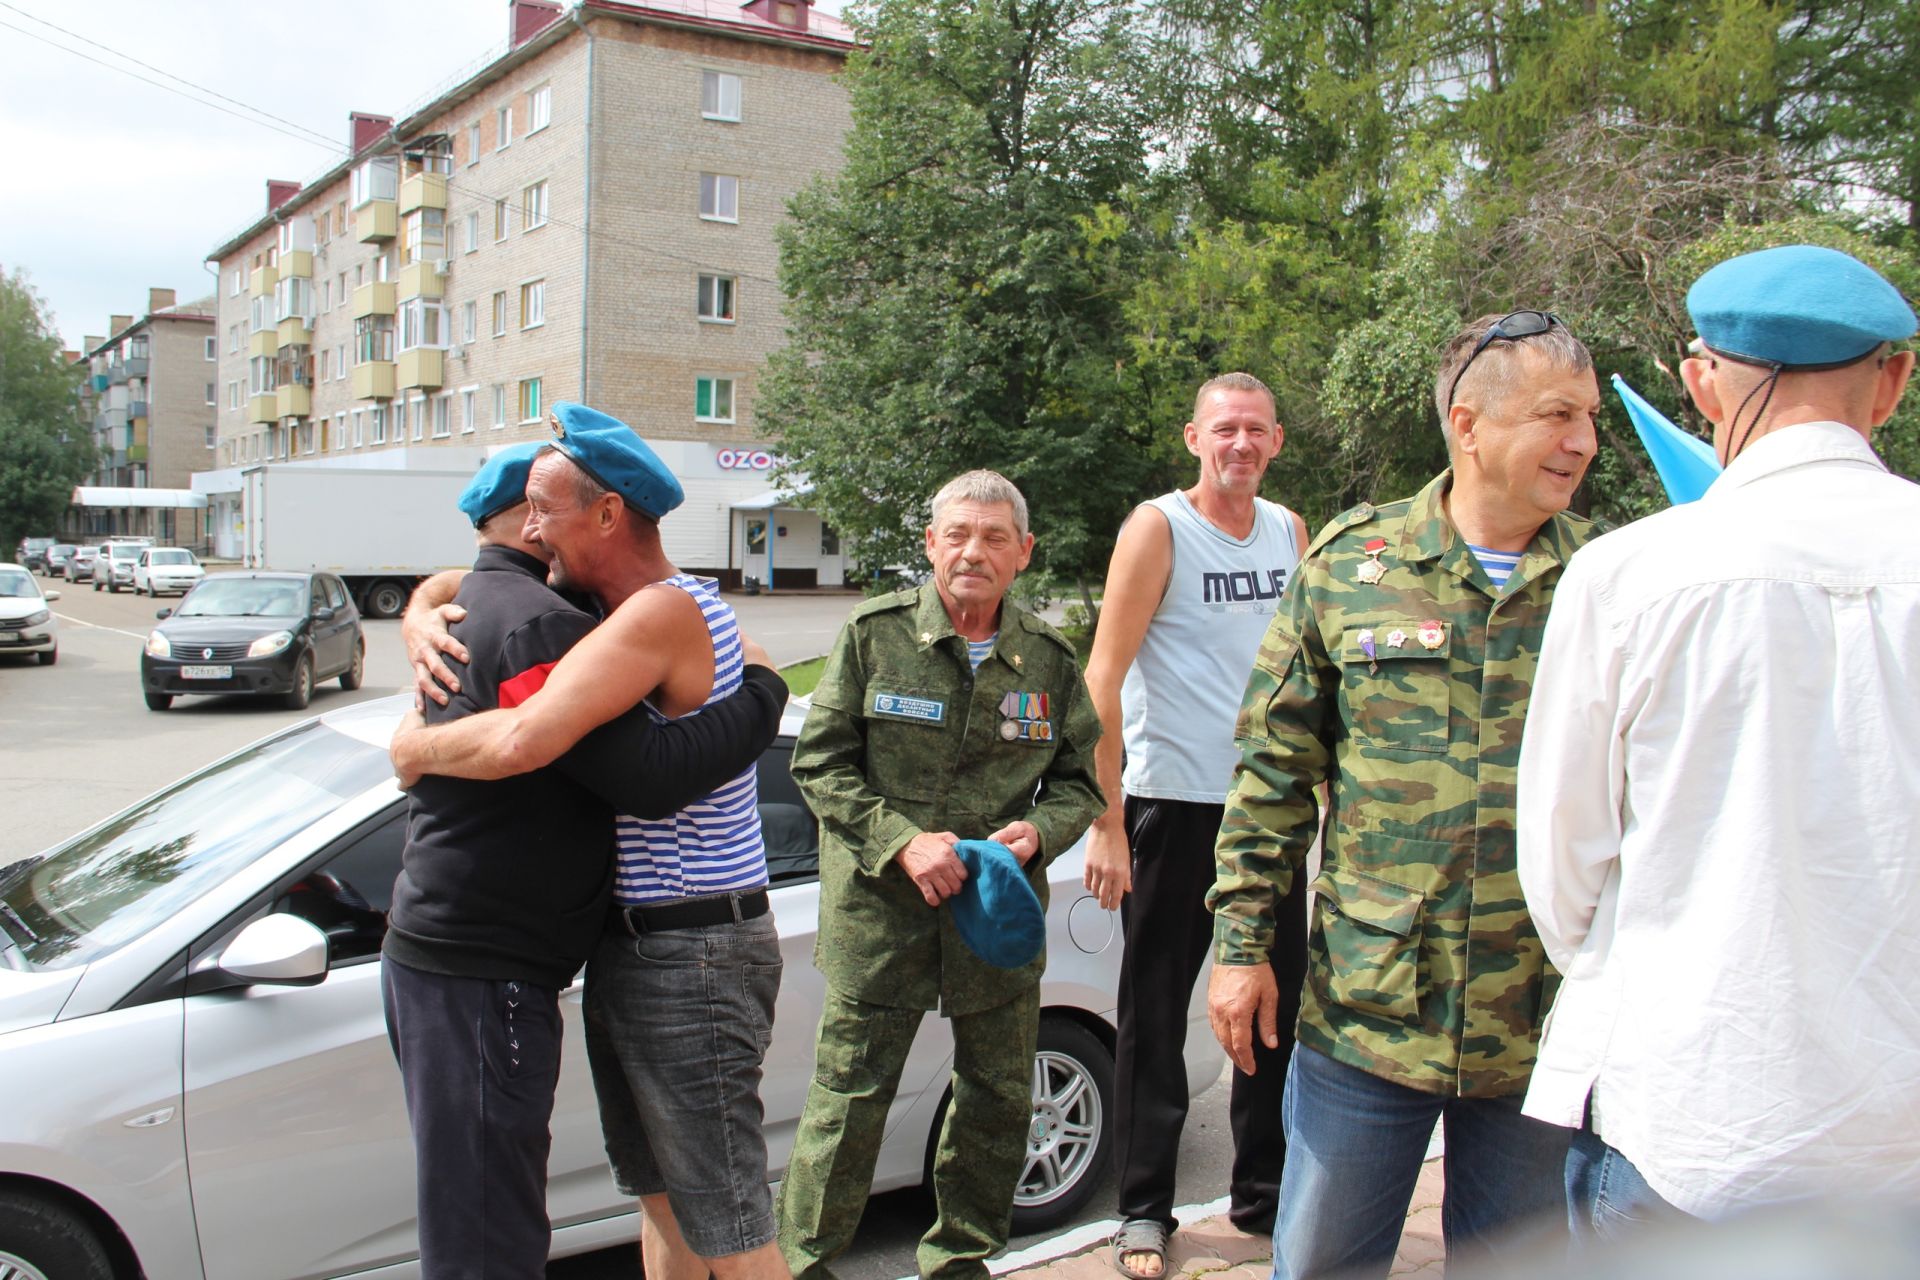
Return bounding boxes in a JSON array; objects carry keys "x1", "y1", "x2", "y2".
[{"x1": 715, "y1": 448, "x2": 773, "y2": 471}]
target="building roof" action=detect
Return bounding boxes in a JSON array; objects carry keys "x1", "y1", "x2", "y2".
[{"x1": 85, "y1": 298, "x2": 217, "y2": 360}]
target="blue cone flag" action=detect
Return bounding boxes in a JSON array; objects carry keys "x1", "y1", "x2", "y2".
[{"x1": 1612, "y1": 374, "x2": 1722, "y2": 505}]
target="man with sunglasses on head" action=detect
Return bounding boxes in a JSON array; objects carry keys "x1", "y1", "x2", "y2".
[
  {"x1": 1207, "y1": 311, "x2": 1601, "y2": 1278},
  {"x1": 1517, "y1": 246, "x2": 1920, "y2": 1241}
]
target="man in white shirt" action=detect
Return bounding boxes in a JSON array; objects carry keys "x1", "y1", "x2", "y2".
[{"x1": 1515, "y1": 244, "x2": 1920, "y2": 1242}]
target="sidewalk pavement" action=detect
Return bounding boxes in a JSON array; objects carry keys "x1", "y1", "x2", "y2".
[{"x1": 1001, "y1": 1159, "x2": 1446, "y2": 1280}]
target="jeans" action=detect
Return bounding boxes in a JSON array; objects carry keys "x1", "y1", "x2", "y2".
[
  {"x1": 1271, "y1": 1045, "x2": 1568, "y2": 1279},
  {"x1": 1565, "y1": 1118, "x2": 1684, "y2": 1248}
]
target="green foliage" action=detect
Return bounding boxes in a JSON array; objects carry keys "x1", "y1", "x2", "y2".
[{"x1": 0, "y1": 270, "x2": 91, "y2": 551}]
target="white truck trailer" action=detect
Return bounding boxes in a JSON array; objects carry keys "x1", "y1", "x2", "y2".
[{"x1": 240, "y1": 466, "x2": 482, "y2": 619}]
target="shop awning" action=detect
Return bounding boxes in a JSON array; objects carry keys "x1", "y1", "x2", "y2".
[
  {"x1": 72, "y1": 486, "x2": 208, "y2": 509},
  {"x1": 731, "y1": 483, "x2": 814, "y2": 511}
]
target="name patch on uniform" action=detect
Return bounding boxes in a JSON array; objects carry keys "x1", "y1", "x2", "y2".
[{"x1": 872, "y1": 692, "x2": 945, "y2": 723}]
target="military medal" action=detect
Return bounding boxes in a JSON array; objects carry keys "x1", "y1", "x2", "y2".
[
  {"x1": 1418, "y1": 619, "x2": 1445, "y2": 650},
  {"x1": 1357, "y1": 537, "x2": 1388, "y2": 585},
  {"x1": 1000, "y1": 720, "x2": 1019, "y2": 740},
  {"x1": 1387, "y1": 628, "x2": 1408, "y2": 650},
  {"x1": 1357, "y1": 628, "x2": 1378, "y2": 675},
  {"x1": 1013, "y1": 654, "x2": 1023, "y2": 669},
  {"x1": 998, "y1": 691, "x2": 1052, "y2": 742}
]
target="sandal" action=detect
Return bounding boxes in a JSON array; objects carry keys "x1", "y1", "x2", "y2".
[{"x1": 1112, "y1": 1218, "x2": 1170, "y2": 1280}]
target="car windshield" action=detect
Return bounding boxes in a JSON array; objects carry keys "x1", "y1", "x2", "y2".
[
  {"x1": 0, "y1": 571, "x2": 36, "y2": 598},
  {"x1": 111, "y1": 545, "x2": 142, "y2": 560},
  {"x1": 0, "y1": 722, "x2": 392, "y2": 971},
  {"x1": 151, "y1": 550, "x2": 194, "y2": 566},
  {"x1": 52, "y1": 545, "x2": 75, "y2": 556},
  {"x1": 179, "y1": 578, "x2": 307, "y2": 618}
]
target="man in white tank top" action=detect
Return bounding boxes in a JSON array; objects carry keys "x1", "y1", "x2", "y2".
[{"x1": 1083, "y1": 374, "x2": 1309, "y2": 1277}]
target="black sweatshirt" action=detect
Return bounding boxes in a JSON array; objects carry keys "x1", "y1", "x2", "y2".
[{"x1": 385, "y1": 544, "x2": 788, "y2": 987}]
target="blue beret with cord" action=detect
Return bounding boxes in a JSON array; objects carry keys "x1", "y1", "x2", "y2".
[
  {"x1": 546, "y1": 401, "x2": 685, "y2": 519},
  {"x1": 1687, "y1": 245, "x2": 1915, "y2": 371}
]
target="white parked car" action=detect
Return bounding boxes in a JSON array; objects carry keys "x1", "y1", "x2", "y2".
[
  {"x1": 0, "y1": 696, "x2": 1220, "y2": 1280},
  {"x1": 0, "y1": 563, "x2": 58, "y2": 665},
  {"x1": 132, "y1": 547, "x2": 205, "y2": 597}
]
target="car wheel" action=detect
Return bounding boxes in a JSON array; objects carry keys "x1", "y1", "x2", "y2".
[
  {"x1": 285, "y1": 653, "x2": 315, "y2": 711},
  {"x1": 38, "y1": 646, "x2": 56, "y2": 666},
  {"x1": 339, "y1": 638, "x2": 366, "y2": 690},
  {"x1": 144, "y1": 690, "x2": 172, "y2": 711},
  {"x1": 0, "y1": 1189, "x2": 116, "y2": 1280}
]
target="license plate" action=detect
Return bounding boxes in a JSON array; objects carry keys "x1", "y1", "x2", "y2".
[
  {"x1": 181, "y1": 664, "x2": 233, "y2": 680},
  {"x1": 0, "y1": 632, "x2": 17, "y2": 642}
]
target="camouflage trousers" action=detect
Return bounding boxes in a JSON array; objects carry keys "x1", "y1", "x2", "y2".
[{"x1": 776, "y1": 983, "x2": 1042, "y2": 1280}]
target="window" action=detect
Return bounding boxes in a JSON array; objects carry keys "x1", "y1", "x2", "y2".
[
  {"x1": 494, "y1": 198, "x2": 510, "y2": 242},
  {"x1": 467, "y1": 122, "x2": 481, "y2": 165},
  {"x1": 354, "y1": 315, "x2": 395, "y2": 364},
  {"x1": 492, "y1": 384, "x2": 507, "y2": 428},
  {"x1": 372, "y1": 404, "x2": 387, "y2": 445},
  {"x1": 702, "y1": 71, "x2": 741, "y2": 121},
  {"x1": 519, "y1": 377, "x2": 542, "y2": 422},
  {"x1": 496, "y1": 104, "x2": 513, "y2": 150},
  {"x1": 492, "y1": 291, "x2": 507, "y2": 337},
  {"x1": 464, "y1": 211, "x2": 479, "y2": 254},
  {"x1": 333, "y1": 412, "x2": 346, "y2": 451},
  {"x1": 522, "y1": 180, "x2": 548, "y2": 231},
  {"x1": 249, "y1": 355, "x2": 277, "y2": 396},
  {"x1": 228, "y1": 323, "x2": 241, "y2": 353},
  {"x1": 230, "y1": 268, "x2": 243, "y2": 296},
  {"x1": 303, "y1": 420, "x2": 316, "y2": 454},
  {"x1": 520, "y1": 279, "x2": 545, "y2": 329},
  {"x1": 432, "y1": 394, "x2": 452, "y2": 438},
  {"x1": 205, "y1": 382, "x2": 216, "y2": 406},
  {"x1": 337, "y1": 272, "x2": 347, "y2": 307},
  {"x1": 204, "y1": 336, "x2": 217, "y2": 361},
  {"x1": 206, "y1": 424, "x2": 217, "y2": 449},
  {"x1": 529, "y1": 84, "x2": 552, "y2": 132},
  {"x1": 375, "y1": 253, "x2": 392, "y2": 284},
  {"x1": 250, "y1": 295, "x2": 273, "y2": 334},
  {"x1": 695, "y1": 376, "x2": 735, "y2": 423},
  {"x1": 354, "y1": 263, "x2": 365, "y2": 288},
  {"x1": 337, "y1": 344, "x2": 347, "y2": 379},
  {"x1": 410, "y1": 394, "x2": 426, "y2": 441},
  {"x1": 319, "y1": 349, "x2": 330, "y2": 382},
  {"x1": 352, "y1": 408, "x2": 365, "y2": 446},
  {"x1": 697, "y1": 274, "x2": 737, "y2": 323},
  {"x1": 403, "y1": 208, "x2": 446, "y2": 265},
  {"x1": 228, "y1": 380, "x2": 242, "y2": 410},
  {"x1": 700, "y1": 173, "x2": 739, "y2": 221},
  {"x1": 351, "y1": 156, "x2": 398, "y2": 207},
  {"x1": 461, "y1": 387, "x2": 477, "y2": 434},
  {"x1": 321, "y1": 279, "x2": 332, "y2": 313},
  {"x1": 461, "y1": 301, "x2": 477, "y2": 345},
  {"x1": 274, "y1": 275, "x2": 315, "y2": 326},
  {"x1": 822, "y1": 523, "x2": 840, "y2": 556}
]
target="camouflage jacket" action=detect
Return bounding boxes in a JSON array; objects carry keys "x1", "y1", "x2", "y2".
[
  {"x1": 793, "y1": 583, "x2": 1104, "y2": 1015},
  {"x1": 1208, "y1": 470, "x2": 1595, "y2": 1096}
]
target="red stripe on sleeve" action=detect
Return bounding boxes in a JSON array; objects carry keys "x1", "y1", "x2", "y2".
[{"x1": 498, "y1": 662, "x2": 556, "y2": 708}]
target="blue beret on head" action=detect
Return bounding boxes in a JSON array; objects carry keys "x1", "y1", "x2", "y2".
[
  {"x1": 1687, "y1": 245, "x2": 1916, "y2": 370},
  {"x1": 547, "y1": 401, "x2": 684, "y2": 519},
  {"x1": 947, "y1": 839, "x2": 1046, "y2": 970},
  {"x1": 458, "y1": 441, "x2": 544, "y2": 527}
]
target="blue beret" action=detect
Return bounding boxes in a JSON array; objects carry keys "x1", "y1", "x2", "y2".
[
  {"x1": 458, "y1": 441, "x2": 544, "y2": 527},
  {"x1": 546, "y1": 402, "x2": 684, "y2": 519},
  {"x1": 948, "y1": 839, "x2": 1046, "y2": 970},
  {"x1": 1687, "y1": 245, "x2": 1916, "y2": 369}
]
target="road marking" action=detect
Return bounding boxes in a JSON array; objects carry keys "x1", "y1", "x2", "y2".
[{"x1": 53, "y1": 612, "x2": 148, "y2": 640}]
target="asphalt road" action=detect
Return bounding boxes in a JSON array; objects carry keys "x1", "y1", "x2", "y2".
[{"x1": 0, "y1": 572, "x2": 1242, "y2": 1280}]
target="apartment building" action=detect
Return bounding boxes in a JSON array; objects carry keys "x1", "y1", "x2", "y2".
[
  {"x1": 202, "y1": 0, "x2": 855, "y2": 585},
  {"x1": 70, "y1": 289, "x2": 216, "y2": 545}
]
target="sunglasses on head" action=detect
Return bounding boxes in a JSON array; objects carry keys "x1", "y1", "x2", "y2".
[{"x1": 1446, "y1": 311, "x2": 1566, "y2": 409}]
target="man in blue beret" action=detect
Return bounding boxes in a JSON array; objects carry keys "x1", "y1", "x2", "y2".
[
  {"x1": 393, "y1": 403, "x2": 795, "y2": 1280},
  {"x1": 384, "y1": 431, "x2": 790, "y2": 1280},
  {"x1": 1517, "y1": 244, "x2": 1920, "y2": 1241}
]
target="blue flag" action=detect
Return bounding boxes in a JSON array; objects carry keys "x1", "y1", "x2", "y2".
[{"x1": 1612, "y1": 374, "x2": 1722, "y2": 505}]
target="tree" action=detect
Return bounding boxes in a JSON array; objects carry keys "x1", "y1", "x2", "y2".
[
  {"x1": 0, "y1": 269, "x2": 91, "y2": 552},
  {"x1": 760, "y1": 0, "x2": 1158, "y2": 598}
]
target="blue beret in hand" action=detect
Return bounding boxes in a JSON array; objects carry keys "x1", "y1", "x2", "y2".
[
  {"x1": 548, "y1": 401, "x2": 685, "y2": 519},
  {"x1": 457, "y1": 441, "x2": 545, "y2": 527},
  {"x1": 948, "y1": 839, "x2": 1046, "y2": 970},
  {"x1": 1688, "y1": 245, "x2": 1917, "y2": 370}
]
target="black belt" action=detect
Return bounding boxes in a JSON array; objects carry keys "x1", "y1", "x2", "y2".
[{"x1": 613, "y1": 889, "x2": 770, "y2": 936}]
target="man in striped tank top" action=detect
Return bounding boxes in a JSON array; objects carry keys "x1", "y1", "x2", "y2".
[
  {"x1": 1083, "y1": 373, "x2": 1309, "y2": 1277},
  {"x1": 393, "y1": 406, "x2": 794, "y2": 1280}
]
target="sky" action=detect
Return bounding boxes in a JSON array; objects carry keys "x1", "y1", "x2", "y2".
[{"x1": 0, "y1": 0, "x2": 843, "y2": 352}]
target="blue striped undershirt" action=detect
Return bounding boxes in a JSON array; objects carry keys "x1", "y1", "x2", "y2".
[
  {"x1": 612, "y1": 575, "x2": 767, "y2": 905},
  {"x1": 967, "y1": 635, "x2": 996, "y2": 671},
  {"x1": 1467, "y1": 543, "x2": 1522, "y2": 590}
]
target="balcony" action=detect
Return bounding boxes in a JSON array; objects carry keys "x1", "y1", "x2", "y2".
[
  {"x1": 279, "y1": 249, "x2": 313, "y2": 280},
  {"x1": 276, "y1": 383, "x2": 312, "y2": 419},
  {"x1": 397, "y1": 348, "x2": 444, "y2": 391},
  {"x1": 399, "y1": 172, "x2": 448, "y2": 214},
  {"x1": 249, "y1": 393, "x2": 278, "y2": 424},
  {"x1": 250, "y1": 328, "x2": 280, "y2": 359},
  {"x1": 277, "y1": 315, "x2": 313, "y2": 346},
  {"x1": 128, "y1": 445, "x2": 149, "y2": 464},
  {"x1": 108, "y1": 363, "x2": 128, "y2": 385},
  {"x1": 353, "y1": 361, "x2": 396, "y2": 401},
  {"x1": 356, "y1": 200, "x2": 397, "y2": 243},
  {"x1": 129, "y1": 400, "x2": 149, "y2": 420},
  {"x1": 250, "y1": 264, "x2": 278, "y2": 297},
  {"x1": 352, "y1": 282, "x2": 396, "y2": 318},
  {"x1": 90, "y1": 373, "x2": 109, "y2": 392},
  {"x1": 396, "y1": 261, "x2": 445, "y2": 301},
  {"x1": 124, "y1": 357, "x2": 150, "y2": 378}
]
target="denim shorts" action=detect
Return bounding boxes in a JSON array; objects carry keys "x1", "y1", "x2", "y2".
[{"x1": 583, "y1": 910, "x2": 783, "y2": 1259}]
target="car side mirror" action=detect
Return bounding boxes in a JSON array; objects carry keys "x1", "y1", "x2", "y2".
[
  {"x1": 155, "y1": 608, "x2": 172, "y2": 620},
  {"x1": 44, "y1": 591, "x2": 59, "y2": 602},
  {"x1": 217, "y1": 914, "x2": 329, "y2": 986},
  {"x1": 314, "y1": 605, "x2": 337, "y2": 622}
]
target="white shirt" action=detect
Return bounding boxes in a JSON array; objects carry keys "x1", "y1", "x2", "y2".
[{"x1": 1516, "y1": 421, "x2": 1920, "y2": 1218}]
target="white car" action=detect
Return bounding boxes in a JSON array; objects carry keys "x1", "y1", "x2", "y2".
[
  {"x1": 133, "y1": 547, "x2": 205, "y2": 597},
  {"x1": 0, "y1": 696, "x2": 1221, "y2": 1280},
  {"x1": 0, "y1": 563, "x2": 58, "y2": 665}
]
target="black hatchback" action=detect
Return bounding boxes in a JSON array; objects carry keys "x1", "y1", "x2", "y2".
[{"x1": 141, "y1": 572, "x2": 365, "y2": 712}]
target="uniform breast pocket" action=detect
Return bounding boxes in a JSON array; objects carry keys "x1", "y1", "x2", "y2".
[
  {"x1": 1339, "y1": 621, "x2": 1451, "y2": 754},
  {"x1": 864, "y1": 682, "x2": 951, "y2": 801}
]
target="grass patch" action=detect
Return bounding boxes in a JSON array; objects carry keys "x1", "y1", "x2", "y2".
[{"x1": 780, "y1": 655, "x2": 828, "y2": 698}]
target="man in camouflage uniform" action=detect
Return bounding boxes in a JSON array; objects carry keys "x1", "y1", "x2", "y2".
[
  {"x1": 777, "y1": 470, "x2": 1104, "y2": 1280},
  {"x1": 1206, "y1": 312, "x2": 1602, "y2": 1278}
]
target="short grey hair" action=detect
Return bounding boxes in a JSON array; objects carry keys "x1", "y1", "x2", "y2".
[
  {"x1": 1433, "y1": 313, "x2": 1593, "y2": 447},
  {"x1": 1194, "y1": 371, "x2": 1275, "y2": 416},
  {"x1": 929, "y1": 469, "x2": 1029, "y2": 538}
]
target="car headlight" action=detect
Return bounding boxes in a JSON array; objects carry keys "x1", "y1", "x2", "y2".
[
  {"x1": 248, "y1": 630, "x2": 294, "y2": 657},
  {"x1": 146, "y1": 631, "x2": 171, "y2": 658},
  {"x1": 20, "y1": 610, "x2": 49, "y2": 627}
]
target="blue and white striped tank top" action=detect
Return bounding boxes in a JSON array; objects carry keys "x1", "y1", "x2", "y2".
[{"x1": 612, "y1": 574, "x2": 767, "y2": 905}]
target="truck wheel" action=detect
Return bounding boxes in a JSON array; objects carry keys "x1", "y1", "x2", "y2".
[
  {"x1": 0, "y1": 1188, "x2": 116, "y2": 1280},
  {"x1": 362, "y1": 580, "x2": 408, "y2": 620}
]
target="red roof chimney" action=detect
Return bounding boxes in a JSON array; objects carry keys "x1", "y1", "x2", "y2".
[
  {"x1": 740, "y1": 0, "x2": 811, "y2": 30},
  {"x1": 510, "y1": 0, "x2": 562, "y2": 48},
  {"x1": 266, "y1": 180, "x2": 301, "y2": 212},
  {"x1": 148, "y1": 288, "x2": 177, "y2": 314},
  {"x1": 350, "y1": 112, "x2": 395, "y2": 154}
]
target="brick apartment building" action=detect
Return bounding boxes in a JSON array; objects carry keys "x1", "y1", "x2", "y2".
[
  {"x1": 67, "y1": 289, "x2": 216, "y2": 546},
  {"x1": 201, "y1": 0, "x2": 855, "y2": 586}
]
